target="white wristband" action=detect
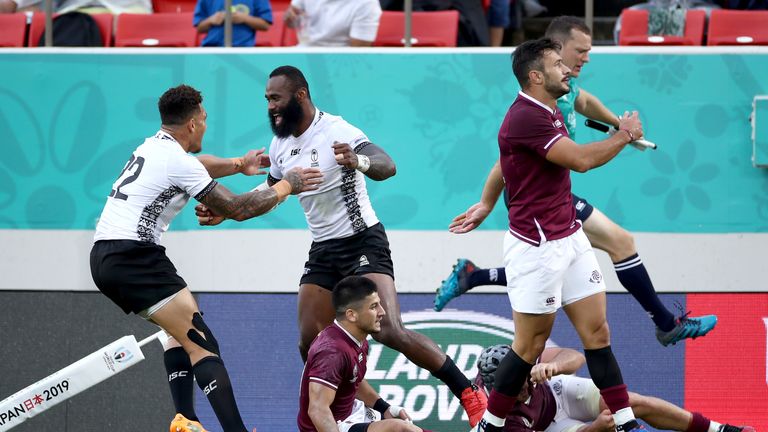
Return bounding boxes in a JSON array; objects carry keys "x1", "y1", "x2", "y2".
[
  {"x1": 252, "y1": 181, "x2": 270, "y2": 192},
  {"x1": 356, "y1": 154, "x2": 370, "y2": 173}
]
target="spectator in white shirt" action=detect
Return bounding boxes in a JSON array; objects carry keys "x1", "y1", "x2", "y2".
[{"x1": 284, "y1": 0, "x2": 382, "y2": 46}]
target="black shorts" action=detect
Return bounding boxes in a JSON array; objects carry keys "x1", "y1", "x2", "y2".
[
  {"x1": 571, "y1": 193, "x2": 594, "y2": 222},
  {"x1": 300, "y1": 223, "x2": 394, "y2": 291},
  {"x1": 90, "y1": 240, "x2": 187, "y2": 314}
]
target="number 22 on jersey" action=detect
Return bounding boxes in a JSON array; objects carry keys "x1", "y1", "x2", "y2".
[{"x1": 109, "y1": 154, "x2": 145, "y2": 200}]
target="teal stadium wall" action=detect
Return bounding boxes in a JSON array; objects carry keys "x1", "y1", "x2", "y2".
[
  {"x1": 1, "y1": 50, "x2": 767, "y2": 431},
  {"x1": 2, "y1": 51, "x2": 768, "y2": 233}
]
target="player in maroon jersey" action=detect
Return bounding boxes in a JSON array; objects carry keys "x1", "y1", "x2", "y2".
[
  {"x1": 476, "y1": 38, "x2": 644, "y2": 432},
  {"x1": 299, "y1": 275, "x2": 434, "y2": 432},
  {"x1": 474, "y1": 344, "x2": 755, "y2": 432}
]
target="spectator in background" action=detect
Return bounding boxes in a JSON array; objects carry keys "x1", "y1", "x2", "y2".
[
  {"x1": 487, "y1": 0, "x2": 510, "y2": 46},
  {"x1": 194, "y1": 0, "x2": 272, "y2": 47},
  {"x1": 284, "y1": 0, "x2": 382, "y2": 46}
]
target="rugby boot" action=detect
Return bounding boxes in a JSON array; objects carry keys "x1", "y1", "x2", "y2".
[
  {"x1": 656, "y1": 313, "x2": 717, "y2": 346},
  {"x1": 434, "y1": 259, "x2": 476, "y2": 311},
  {"x1": 170, "y1": 413, "x2": 207, "y2": 432},
  {"x1": 460, "y1": 384, "x2": 488, "y2": 428}
]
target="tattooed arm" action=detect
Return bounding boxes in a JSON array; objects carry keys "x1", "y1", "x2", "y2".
[
  {"x1": 196, "y1": 167, "x2": 322, "y2": 222},
  {"x1": 197, "y1": 148, "x2": 270, "y2": 179},
  {"x1": 332, "y1": 141, "x2": 396, "y2": 181}
]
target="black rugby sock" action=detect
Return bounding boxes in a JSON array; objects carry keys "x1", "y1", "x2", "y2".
[
  {"x1": 467, "y1": 267, "x2": 507, "y2": 288},
  {"x1": 193, "y1": 356, "x2": 247, "y2": 432},
  {"x1": 614, "y1": 253, "x2": 675, "y2": 331},
  {"x1": 164, "y1": 347, "x2": 198, "y2": 421},
  {"x1": 432, "y1": 356, "x2": 472, "y2": 398}
]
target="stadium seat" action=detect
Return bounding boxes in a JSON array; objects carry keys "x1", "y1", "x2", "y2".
[
  {"x1": 152, "y1": 0, "x2": 197, "y2": 13},
  {"x1": 282, "y1": 18, "x2": 298, "y2": 46},
  {"x1": 374, "y1": 10, "x2": 460, "y2": 47},
  {"x1": 115, "y1": 13, "x2": 197, "y2": 47},
  {"x1": 256, "y1": 10, "x2": 285, "y2": 46},
  {"x1": 0, "y1": 13, "x2": 27, "y2": 47},
  {"x1": 618, "y1": 8, "x2": 706, "y2": 46},
  {"x1": 707, "y1": 9, "x2": 768, "y2": 46},
  {"x1": 28, "y1": 13, "x2": 114, "y2": 47},
  {"x1": 270, "y1": 0, "x2": 291, "y2": 13}
]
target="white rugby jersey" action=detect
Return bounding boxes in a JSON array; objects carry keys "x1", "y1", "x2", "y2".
[
  {"x1": 94, "y1": 131, "x2": 217, "y2": 244},
  {"x1": 268, "y1": 109, "x2": 379, "y2": 242}
]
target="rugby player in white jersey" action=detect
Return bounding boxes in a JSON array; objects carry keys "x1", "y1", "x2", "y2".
[
  {"x1": 90, "y1": 84, "x2": 322, "y2": 432},
  {"x1": 196, "y1": 66, "x2": 488, "y2": 428}
]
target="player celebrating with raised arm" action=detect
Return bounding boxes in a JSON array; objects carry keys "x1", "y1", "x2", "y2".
[
  {"x1": 300, "y1": 276, "x2": 435, "y2": 432},
  {"x1": 474, "y1": 344, "x2": 755, "y2": 432},
  {"x1": 435, "y1": 16, "x2": 716, "y2": 348},
  {"x1": 196, "y1": 65, "x2": 488, "y2": 427},
  {"x1": 90, "y1": 84, "x2": 322, "y2": 432},
  {"x1": 476, "y1": 38, "x2": 643, "y2": 432}
]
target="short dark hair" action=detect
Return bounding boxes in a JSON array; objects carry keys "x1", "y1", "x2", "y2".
[
  {"x1": 511, "y1": 38, "x2": 562, "y2": 88},
  {"x1": 332, "y1": 276, "x2": 378, "y2": 318},
  {"x1": 158, "y1": 84, "x2": 202, "y2": 126},
  {"x1": 545, "y1": 16, "x2": 592, "y2": 43},
  {"x1": 269, "y1": 65, "x2": 312, "y2": 100}
]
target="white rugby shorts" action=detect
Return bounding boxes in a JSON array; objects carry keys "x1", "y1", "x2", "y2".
[
  {"x1": 336, "y1": 399, "x2": 381, "y2": 432},
  {"x1": 544, "y1": 375, "x2": 601, "y2": 432},
  {"x1": 503, "y1": 228, "x2": 605, "y2": 314}
]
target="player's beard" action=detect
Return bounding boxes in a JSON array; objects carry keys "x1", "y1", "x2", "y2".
[
  {"x1": 544, "y1": 74, "x2": 569, "y2": 99},
  {"x1": 269, "y1": 95, "x2": 304, "y2": 138}
]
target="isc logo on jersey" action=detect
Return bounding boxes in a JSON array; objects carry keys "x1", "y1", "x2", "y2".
[{"x1": 366, "y1": 310, "x2": 516, "y2": 431}]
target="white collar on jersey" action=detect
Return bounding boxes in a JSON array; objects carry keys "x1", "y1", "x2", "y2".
[
  {"x1": 154, "y1": 130, "x2": 178, "y2": 143},
  {"x1": 290, "y1": 107, "x2": 322, "y2": 141},
  {"x1": 333, "y1": 320, "x2": 364, "y2": 348},
  {"x1": 518, "y1": 91, "x2": 555, "y2": 115}
]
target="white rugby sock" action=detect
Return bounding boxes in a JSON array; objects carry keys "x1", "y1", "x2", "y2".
[
  {"x1": 481, "y1": 411, "x2": 506, "y2": 427},
  {"x1": 613, "y1": 407, "x2": 636, "y2": 428}
]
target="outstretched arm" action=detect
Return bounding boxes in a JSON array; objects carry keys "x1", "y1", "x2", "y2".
[
  {"x1": 575, "y1": 89, "x2": 621, "y2": 128},
  {"x1": 333, "y1": 141, "x2": 396, "y2": 181},
  {"x1": 196, "y1": 167, "x2": 322, "y2": 222},
  {"x1": 197, "y1": 148, "x2": 270, "y2": 178},
  {"x1": 546, "y1": 111, "x2": 642, "y2": 173},
  {"x1": 449, "y1": 160, "x2": 504, "y2": 233}
]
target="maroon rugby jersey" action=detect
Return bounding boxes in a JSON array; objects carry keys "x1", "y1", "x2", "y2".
[
  {"x1": 474, "y1": 375, "x2": 557, "y2": 432},
  {"x1": 298, "y1": 322, "x2": 369, "y2": 432},
  {"x1": 498, "y1": 91, "x2": 579, "y2": 246}
]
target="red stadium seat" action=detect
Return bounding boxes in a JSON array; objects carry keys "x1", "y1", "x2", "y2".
[
  {"x1": 28, "y1": 12, "x2": 114, "y2": 47},
  {"x1": 707, "y1": 9, "x2": 768, "y2": 46},
  {"x1": 618, "y1": 8, "x2": 706, "y2": 46},
  {"x1": 374, "y1": 10, "x2": 459, "y2": 47},
  {"x1": 0, "y1": 13, "x2": 27, "y2": 47},
  {"x1": 282, "y1": 18, "x2": 297, "y2": 46},
  {"x1": 256, "y1": 10, "x2": 285, "y2": 46},
  {"x1": 152, "y1": 0, "x2": 197, "y2": 13},
  {"x1": 270, "y1": 0, "x2": 291, "y2": 13},
  {"x1": 115, "y1": 13, "x2": 197, "y2": 47}
]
